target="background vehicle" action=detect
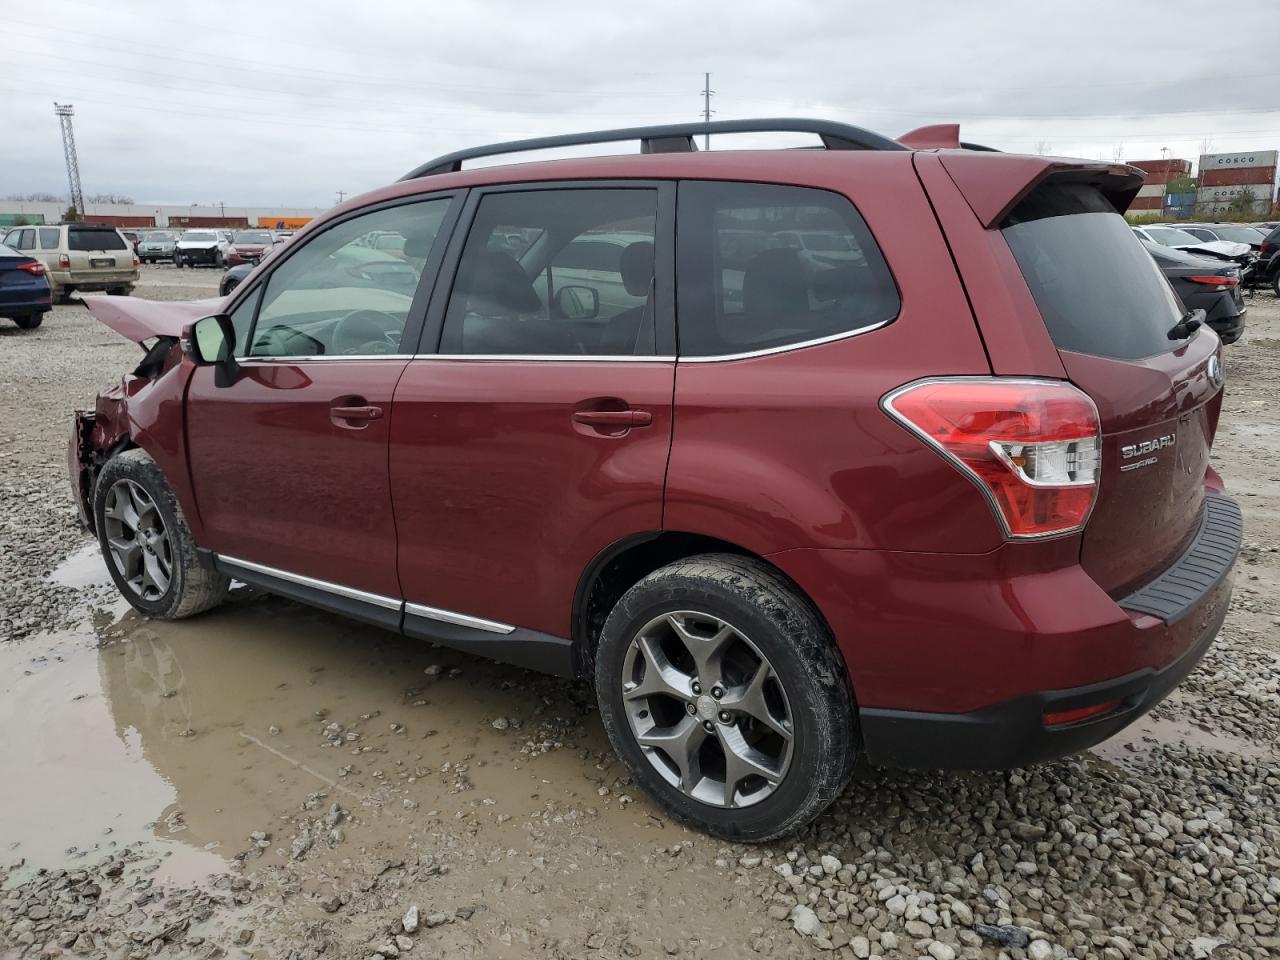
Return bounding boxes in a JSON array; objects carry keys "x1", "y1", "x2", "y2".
[
  {"x1": 0, "y1": 242, "x2": 52, "y2": 329},
  {"x1": 1131, "y1": 224, "x2": 1252, "y2": 259},
  {"x1": 226, "y1": 230, "x2": 276, "y2": 267},
  {"x1": 138, "y1": 231, "x2": 178, "y2": 263},
  {"x1": 174, "y1": 230, "x2": 231, "y2": 268},
  {"x1": 1178, "y1": 223, "x2": 1267, "y2": 251},
  {"x1": 1142, "y1": 239, "x2": 1246, "y2": 343},
  {"x1": 1, "y1": 223, "x2": 137, "y2": 302},
  {"x1": 69, "y1": 119, "x2": 1240, "y2": 841},
  {"x1": 121, "y1": 230, "x2": 141, "y2": 252},
  {"x1": 218, "y1": 238, "x2": 285, "y2": 296},
  {"x1": 1257, "y1": 224, "x2": 1280, "y2": 295}
]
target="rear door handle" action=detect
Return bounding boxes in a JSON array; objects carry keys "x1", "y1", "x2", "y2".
[{"x1": 572, "y1": 409, "x2": 653, "y2": 427}]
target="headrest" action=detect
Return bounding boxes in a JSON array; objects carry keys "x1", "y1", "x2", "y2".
[
  {"x1": 619, "y1": 241, "x2": 655, "y2": 297},
  {"x1": 454, "y1": 250, "x2": 540, "y2": 313}
]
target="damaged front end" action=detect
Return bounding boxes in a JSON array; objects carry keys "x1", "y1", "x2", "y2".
[{"x1": 68, "y1": 294, "x2": 219, "y2": 533}]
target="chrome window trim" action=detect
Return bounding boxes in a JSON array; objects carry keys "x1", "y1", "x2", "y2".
[
  {"x1": 217, "y1": 554, "x2": 403, "y2": 610},
  {"x1": 414, "y1": 354, "x2": 675, "y2": 362},
  {"x1": 678, "y1": 319, "x2": 894, "y2": 363},
  {"x1": 239, "y1": 354, "x2": 413, "y2": 363},
  {"x1": 404, "y1": 601, "x2": 515, "y2": 635}
]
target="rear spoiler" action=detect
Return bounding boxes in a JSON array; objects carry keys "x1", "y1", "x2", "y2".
[{"x1": 937, "y1": 151, "x2": 1145, "y2": 228}]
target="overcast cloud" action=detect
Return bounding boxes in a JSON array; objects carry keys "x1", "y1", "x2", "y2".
[{"x1": 3, "y1": 0, "x2": 1277, "y2": 210}]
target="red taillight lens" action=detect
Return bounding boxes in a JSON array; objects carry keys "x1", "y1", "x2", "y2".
[
  {"x1": 1187, "y1": 275, "x2": 1237, "y2": 290},
  {"x1": 883, "y1": 378, "x2": 1101, "y2": 539},
  {"x1": 132, "y1": 256, "x2": 140, "y2": 267},
  {"x1": 58, "y1": 254, "x2": 71, "y2": 269},
  {"x1": 1043, "y1": 699, "x2": 1121, "y2": 727},
  {"x1": 16, "y1": 261, "x2": 46, "y2": 276}
]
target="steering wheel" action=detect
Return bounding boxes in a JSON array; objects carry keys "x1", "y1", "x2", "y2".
[{"x1": 331, "y1": 309, "x2": 403, "y2": 355}]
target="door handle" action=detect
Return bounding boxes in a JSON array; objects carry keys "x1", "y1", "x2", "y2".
[
  {"x1": 330, "y1": 402, "x2": 384, "y2": 428},
  {"x1": 572, "y1": 409, "x2": 653, "y2": 427}
]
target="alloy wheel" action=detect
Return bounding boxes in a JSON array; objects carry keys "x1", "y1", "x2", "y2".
[
  {"x1": 621, "y1": 610, "x2": 794, "y2": 808},
  {"x1": 103, "y1": 479, "x2": 174, "y2": 601}
]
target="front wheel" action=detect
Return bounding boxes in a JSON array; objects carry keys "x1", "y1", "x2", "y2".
[
  {"x1": 594, "y1": 554, "x2": 858, "y2": 842},
  {"x1": 1272, "y1": 272, "x2": 1280, "y2": 298},
  {"x1": 14, "y1": 313, "x2": 43, "y2": 330},
  {"x1": 174, "y1": 254, "x2": 183, "y2": 268},
  {"x1": 93, "y1": 449, "x2": 230, "y2": 619}
]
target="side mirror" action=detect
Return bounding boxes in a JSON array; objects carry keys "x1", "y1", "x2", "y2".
[
  {"x1": 188, "y1": 314, "x2": 240, "y2": 387},
  {"x1": 555, "y1": 284, "x2": 600, "y2": 320}
]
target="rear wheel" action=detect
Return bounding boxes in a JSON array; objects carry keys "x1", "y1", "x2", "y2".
[
  {"x1": 93, "y1": 449, "x2": 230, "y2": 619},
  {"x1": 174, "y1": 254, "x2": 184, "y2": 268},
  {"x1": 14, "y1": 314, "x2": 43, "y2": 330},
  {"x1": 107, "y1": 286, "x2": 131, "y2": 296},
  {"x1": 594, "y1": 554, "x2": 858, "y2": 842},
  {"x1": 1272, "y1": 272, "x2": 1279, "y2": 298}
]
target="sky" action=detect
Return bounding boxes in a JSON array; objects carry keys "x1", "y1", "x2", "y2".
[{"x1": 2, "y1": 0, "x2": 1278, "y2": 210}]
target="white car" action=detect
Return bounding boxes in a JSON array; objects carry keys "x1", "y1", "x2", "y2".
[
  {"x1": 1131, "y1": 225, "x2": 1251, "y2": 261},
  {"x1": 173, "y1": 230, "x2": 232, "y2": 268}
]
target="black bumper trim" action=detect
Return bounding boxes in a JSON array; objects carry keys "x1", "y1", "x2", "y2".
[
  {"x1": 1120, "y1": 493, "x2": 1242, "y2": 624},
  {"x1": 859, "y1": 577, "x2": 1230, "y2": 771}
]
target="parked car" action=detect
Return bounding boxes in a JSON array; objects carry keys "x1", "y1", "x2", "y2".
[
  {"x1": 173, "y1": 230, "x2": 231, "y2": 268},
  {"x1": 1132, "y1": 224, "x2": 1259, "y2": 286},
  {"x1": 1257, "y1": 224, "x2": 1280, "y2": 295},
  {"x1": 2, "y1": 223, "x2": 138, "y2": 302},
  {"x1": 226, "y1": 230, "x2": 276, "y2": 267},
  {"x1": 0, "y1": 241, "x2": 52, "y2": 329},
  {"x1": 120, "y1": 231, "x2": 142, "y2": 252},
  {"x1": 1141, "y1": 239, "x2": 1245, "y2": 343},
  {"x1": 1178, "y1": 223, "x2": 1266, "y2": 252},
  {"x1": 218, "y1": 238, "x2": 285, "y2": 297},
  {"x1": 138, "y1": 231, "x2": 178, "y2": 263},
  {"x1": 69, "y1": 119, "x2": 1241, "y2": 841}
]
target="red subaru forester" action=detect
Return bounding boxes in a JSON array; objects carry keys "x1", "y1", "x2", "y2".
[{"x1": 70, "y1": 120, "x2": 1241, "y2": 841}]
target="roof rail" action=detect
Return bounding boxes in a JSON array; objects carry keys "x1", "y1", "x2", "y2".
[{"x1": 399, "y1": 117, "x2": 906, "y2": 180}]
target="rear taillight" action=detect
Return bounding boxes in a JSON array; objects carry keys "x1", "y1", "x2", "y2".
[
  {"x1": 58, "y1": 254, "x2": 70, "y2": 269},
  {"x1": 132, "y1": 255, "x2": 140, "y2": 267},
  {"x1": 883, "y1": 378, "x2": 1101, "y2": 539},
  {"x1": 16, "y1": 261, "x2": 46, "y2": 276},
  {"x1": 1187, "y1": 275, "x2": 1237, "y2": 290}
]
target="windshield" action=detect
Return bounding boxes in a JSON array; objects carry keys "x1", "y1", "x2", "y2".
[
  {"x1": 146, "y1": 232, "x2": 177, "y2": 241},
  {"x1": 1003, "y1": 183, "x2": 1182, "y2": 361},
  {"x1": 183, "y1": 232, "x2": 216, "y2": 241},
  {"x1": 234, "y1": 231, "x2": 271, "y2": 244},
  {"x1": 1145, "y1": 227, "x2": 1202, "y2": 246}
]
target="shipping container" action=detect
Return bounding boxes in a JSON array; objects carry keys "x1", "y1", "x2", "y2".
[
  {"x1": 255, "y1": 216, "x2": 314, "y2": 229},
  {"x1": 0, "y1": 213, "x2": 47, "y2": 226},
  {"x1": 1136, "y1": 183, "x2": 1167, "y2": 199},
  {"x1": 168, "y1": 216, "x2": 250, "y2": 228},
  {"x1": 82, "y1": 214, "x2": 157, "y2": 227},
  {"x1": 1200, "y1": 166, "x2": 1278, "y2": 188},
  {"x1": 1131, "y1": 158, "x2": 1192, "y2": 183},
  {"x1": 1200, "y1": 150, "x2": 1279, "y2": 170},
  {"x1": 1128, "y1": 196, "x2": 1164, "y2": 211},
  {"x1": 1197, "y1": 184, "x2": 1276, "y2": 204}
]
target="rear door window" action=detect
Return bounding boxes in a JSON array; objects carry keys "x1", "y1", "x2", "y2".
[
  {"x1": 1002, "y1": 183, "x2": 1182, "y2": 361},
  {"x1": 68, "y1": 228, "x2": 127, "y2": 251},
  {"x1": 676, "y1": 181, "x2": 899, "y2": 357},
  {"x1": 38, "y1": 228, "x2": 60, "y2": 249}
]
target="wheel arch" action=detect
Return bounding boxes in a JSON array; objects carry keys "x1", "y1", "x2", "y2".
[{"x1": 571, "y1": 530, "x2": 849, "y2": 684}]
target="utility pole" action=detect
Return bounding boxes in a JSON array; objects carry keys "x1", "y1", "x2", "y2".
[
  {"x1": 218, "y1": 200, "x2": 226, "y2": 217},
  {"x1": 700, "y1": 73, "x2": 714, "y2": 150},
  {"x1": 336, "y1": 190, "x2": 347, "y2": 204},
  {"x1": 53, "y1": 103, "x2": 84, "y2": 216}
]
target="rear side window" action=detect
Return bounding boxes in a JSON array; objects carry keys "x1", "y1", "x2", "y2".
[
  {"x1": 1002, "y1": 183, "x2": 1182, "y2": 361},
  {"x1": 676, "y1": 181, "x2": 898, "y2": 357},
  {"x1": 39, "y1": 228, "x2": 60, "y2": 249},
  {"x1": 68, "y1": 228, "x2": 127, "y2": 251}
]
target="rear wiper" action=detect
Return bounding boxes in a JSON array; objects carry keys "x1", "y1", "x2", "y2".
[{"x1": 1167, "y1": 308, "x2": 1205, "y2": 341}]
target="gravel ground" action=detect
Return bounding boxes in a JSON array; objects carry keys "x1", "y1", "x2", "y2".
[{"x1": 1, "y1": 268, "x2": 1277, "y2": 960}]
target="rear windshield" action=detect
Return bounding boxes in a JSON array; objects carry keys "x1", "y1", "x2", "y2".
[
  {"x1": 1213, "y1": 225, "x2": 1263, "y2": 244},
  {"x1": 1002, "y1": 183, "x2": 1182, "y2": 361},
  {"x1": 68, "y1": 228, "x2": 127, "y2": 251}
]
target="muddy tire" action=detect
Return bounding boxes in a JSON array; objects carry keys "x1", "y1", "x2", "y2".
[
  {"x1": 14, "y1": 313, "x2": 43, "y2": 330},
  {"x1": 594, "y1": 554, "x2": 858, "y2": 842},
  {"x1": 93, "y1": 448, "x2": 230, "y2": 619}
]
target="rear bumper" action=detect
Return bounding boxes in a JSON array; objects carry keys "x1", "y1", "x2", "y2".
[{"x1": 769, "y1": 491, "x2": 1242, "y2": 771}]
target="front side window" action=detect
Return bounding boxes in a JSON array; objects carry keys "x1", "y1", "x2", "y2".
[
  {"x1": 676, "y1": 181, "x2": 899, "y2": 357},
  {"x1": 14, "y1": 229, "x2": 36, "y2": 250},
  {"x1": 440, "y1": 188, "x2": 659, "y2": 356},
  {"x1": 246, "y1": 198, "x2": 451, "y2": 358}
]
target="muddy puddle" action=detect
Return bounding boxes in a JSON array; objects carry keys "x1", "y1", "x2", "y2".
[
  {"x1": 1091, "y1": 692, "x2": 1272, "y2": 767},
  {"x1": 4, "y1": 565, "x2": 664, "y2": 883}
]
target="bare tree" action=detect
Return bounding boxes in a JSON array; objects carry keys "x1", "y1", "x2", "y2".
[
  {"x1": 1035, "y1": 140, "x2": 1053, "y2": 156},
  {"x1": 1199, "y1": 136, "x2": 1215, "y2": 159},
  {"x1": 1111, "y1": 142, "x2": 1126, "y2": 162}
]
